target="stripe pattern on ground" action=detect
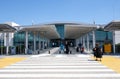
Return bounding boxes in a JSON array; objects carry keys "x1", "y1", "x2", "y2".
[{"x1": 0, "y1": 54, "x2": 119, "y2": 79}]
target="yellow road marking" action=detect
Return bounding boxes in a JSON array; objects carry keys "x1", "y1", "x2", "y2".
[
  {"x1": 0, "y1": 57, "x2": 26, "y2": 68},
  {"x1": 92, "y1": 56, "x2": 120, "y2": 73}
]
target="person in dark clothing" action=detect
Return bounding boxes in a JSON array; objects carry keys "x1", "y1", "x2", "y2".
[
  {"x1": 65, "y1": 41, "x2": 69, "y2": 54},
  {"x1": 76, "y1": 44, "x2": 79, "y2": 52},
  {"x1": 80, "y1": 46, "x2": 84, "y2": 53},
  {"x1": 93, "y1": 43, "x2": 102, "y2": 61},
  {"x1": 93, "y1": 48, "x2": 96, "y2": 58},
  {"x1": 79, "y1": 43, "x2": 82, "y2": 48},
  {"x1": 76, "y1": 46, "x2": 79, "y2": 52}
]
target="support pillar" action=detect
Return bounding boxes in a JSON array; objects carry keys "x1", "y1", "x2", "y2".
[
  {"x1": 83, "y1": 36, "x2": 85, "y2": 48},
  {"x1": 92, "y1": 31, "x2": 96, "y2": 48},
  {"x1": 112, "y1": 31, "x2": 115, "y2": 54},
  {"x1": 6, "y1": 33, "x2": 9, "y2": 55},
  {"x1": 0, "y1": 33, "x2": 4, "y2": 55},
  {"x1": 25, "y1": 31, "x2": 28, "y2": 54},
  {"x1": 87, "y1": 34, "x2": 89, "y2": 51},
  {"x1": 81, "y1": 37, "x2": 83, "y2": 44},
  {"x1": 76, "y1": 39, "x2": 78, "y2": 46},
  {"x1": 38, "y1": 32, "x2": 41, "y2": 50},
  {"x1": 33, "y1": 32, "x2": 36, "y2": 54}
]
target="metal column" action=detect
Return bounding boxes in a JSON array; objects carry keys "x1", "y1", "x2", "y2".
[
  {"x1": 38, "y1": 32, "x2": 41, "y2": 50},
  {"x1": 6, "y1": 33, "x2": 9, "y2": 55},
  {"x1": 92, "y1": 31, "x2": 96, "y2": 48},
  {"x1": 0, "y1": 33, "x2": 4, "y2": 55},
  {"x1": 33, "y1": 32, "x2": 36, "y2": 54},
  {"x1": 87, "y1": 34, "x2": 89, "y2": 51},
  {"x1": 25, "y1": 31, "x2": 28, "y2": 54},
  {"x1": 83, "y1": 36, "x2": 85, "y2": 48},
  {"x1": 112, "y1": 31, "x2": 115, "y2": 54}
]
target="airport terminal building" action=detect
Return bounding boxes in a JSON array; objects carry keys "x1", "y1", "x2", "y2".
[{"x1": 0, "y1": 21, "x2": 120, "y2": 55}]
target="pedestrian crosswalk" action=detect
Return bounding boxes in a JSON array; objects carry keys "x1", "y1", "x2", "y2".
[{"x1": 0, "y1": 54, "x2": 120, "y2": 79}]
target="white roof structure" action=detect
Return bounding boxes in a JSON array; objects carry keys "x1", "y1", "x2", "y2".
[
  {"x1": 104, "y1": 20, "x2": 120, "y2": 31},
  {"x1": 0, "y1": 24, "x2": 16, "y2": 32},
  {"x1": 5, "y1": 22, "x2": 20, "y2": 27},
  {"x1": 19, "y1": 22, "x2": 97, "y2": 39},
  {"x1": 104, "y1": 20, "x2": 120, "y2": 44}
]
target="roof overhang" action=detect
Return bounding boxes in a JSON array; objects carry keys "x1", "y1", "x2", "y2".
[
  {"x1": 0, "y1": 24, "x2": 16, "y2": 32},
  {"x1": 104, "y1": 20, "x2": 120, "y2": 31},
  {"x1": 65, "y1": 24, "x2": 97, "y2": 39},
  {"x1": 19, "y1": 22, "x2": 97, "y2": 39},
  {"x1": 19, "y1": 25, "x2": 60, "y2": 39}
]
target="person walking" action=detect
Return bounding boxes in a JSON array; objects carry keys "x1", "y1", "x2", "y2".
[
  {"x1": 93, "y1": 43, "x2": 103, "y2": 61},
  {"x1": 59, "y1": 43, "x2": 64, "y2": 54},
  {"x1": 65, "y1": 41, "x2": 69, "y2": 54},
  {"x1": 93, "y1": 47, "x2": 97, "y2": 58}
]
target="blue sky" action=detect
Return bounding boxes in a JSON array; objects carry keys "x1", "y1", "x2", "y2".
[{"x1": 0, "y1": 0, "x2": 120, "y2": 25}]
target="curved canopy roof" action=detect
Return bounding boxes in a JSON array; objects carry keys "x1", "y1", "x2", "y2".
[
  {"x1": 104, "y1": 20, "x2": 120, "y2": 31},
  {"x1": 0, "y1": 24, "x2": 16, "y2": 32},
  {"x1": 19, "y1": 22, "x2": 97, "y2": 39}
]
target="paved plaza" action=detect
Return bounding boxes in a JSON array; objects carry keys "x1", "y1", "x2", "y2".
[{"x1": 0, "y1": 49, "x2": 120, "y2": 79}]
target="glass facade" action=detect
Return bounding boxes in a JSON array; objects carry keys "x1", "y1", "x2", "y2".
[
  {"x1": 14, "y1": 32, "x2": 25, "y2": 54},
  {"x1": 13, "y1": 29, "x2": 113, "y2": 54},
  {"x1": 0, "y1": 25, "x2": 114, "y2": 55},
  {"x1": 82, "y1": 30, "x2": 113, "y2": 51},
  {"x1": 0, "y1": 33, "x2": 4, "y2": 55},
  {"x1": 95, "y1": 30, "x2": 113, "y2": 46},
  {"x1": 13, "y1": 31, "x2": 49, "y2": 54},
  {"x1": 55, "y1": 24, "x2": 64, "y2": 39}
]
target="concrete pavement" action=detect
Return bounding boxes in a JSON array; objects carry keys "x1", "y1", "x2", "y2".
[
  {"x1": 0, "y1": 53, "x2": 120, "y2": 79},
  {"x1": 0, "y1": 47, "x2": 120, "y2": 79}
]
